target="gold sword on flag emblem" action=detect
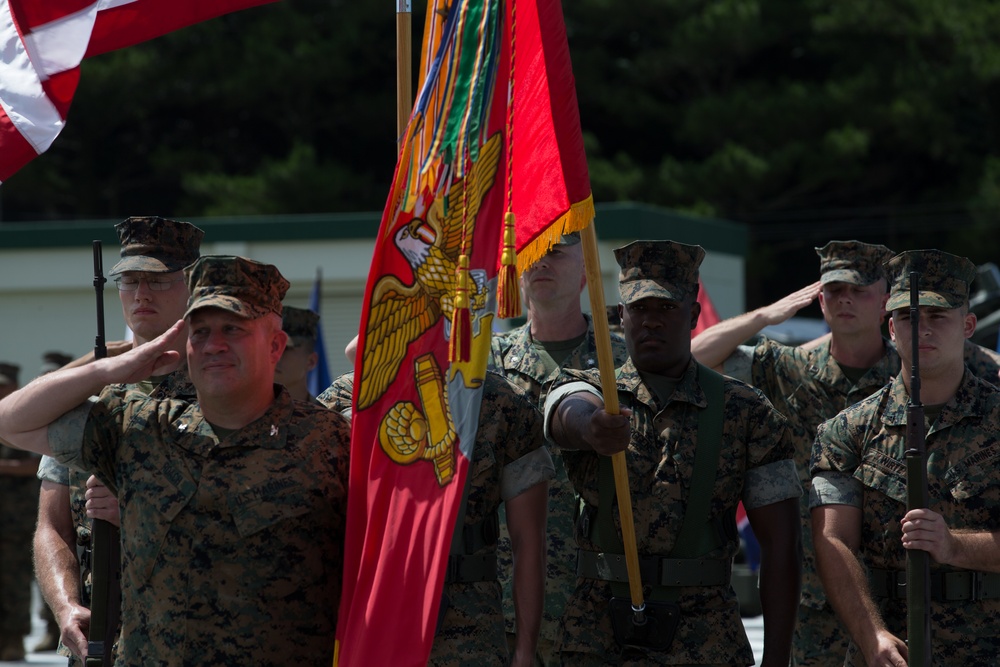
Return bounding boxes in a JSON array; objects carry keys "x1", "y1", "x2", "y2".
[{"x1": 378, "y1": 354, "x2": 457, "y2": 485}]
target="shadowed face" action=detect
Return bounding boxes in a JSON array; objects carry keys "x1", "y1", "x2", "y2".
[
  {"x1": 620, "y1": 295, "x2": 700, "y2": 376},
  {"x1": 521, "y1": 242, "x2": 586, "y2": 309},
  {"x1": 818, "y1": 279, "x2": 888, "y2": 337},
  {"x1": 889, "y1": 305, "x2": 975, "y2": 379},
  {"x1": 275, "y1": 339, "x2": 318, "y2": 389},
  {"x1": 118, "y1": 270, "x2": 189, "y2": 345}
]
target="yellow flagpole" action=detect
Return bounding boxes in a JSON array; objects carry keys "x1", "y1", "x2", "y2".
[
  {"x1": 580, "y1": 222, "x2": 647, "y2": 620},
  {"x1": 396, "y1": 0, "x2": 413, "y2": 139}
]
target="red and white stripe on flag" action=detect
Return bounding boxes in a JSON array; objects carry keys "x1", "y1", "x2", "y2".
[{"x1": 0, "y1": 0, "x2": 275, "y2": 184}]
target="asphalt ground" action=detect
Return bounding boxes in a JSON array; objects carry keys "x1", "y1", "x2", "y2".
[{"x1": 12, "y1": 583, "x2": 766, "y2": 666}]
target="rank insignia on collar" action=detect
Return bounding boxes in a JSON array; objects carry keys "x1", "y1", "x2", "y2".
[
  {"x1": 177, "y1": 423, "x2": 187, "y2": 432},
  {"x1": 270, "y1": 424, "x2": 278, "y2": 437}
]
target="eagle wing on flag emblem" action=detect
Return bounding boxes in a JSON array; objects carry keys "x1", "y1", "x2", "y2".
[
  {"x1": 357, "y1": 277, "x2": 440, "y2": 410},
  {"x1": 356, "y1": 134, "x2": 502, "y2": 411}
]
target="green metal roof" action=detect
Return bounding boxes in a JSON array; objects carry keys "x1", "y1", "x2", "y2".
[{"x1": 0, "y1": 202, "x2": 747, "y2": 255}]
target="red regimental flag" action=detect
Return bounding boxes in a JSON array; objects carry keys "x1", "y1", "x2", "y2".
[
  {"x1": 694, "y1": 278, "x2": 722, "y2": 337},
  {"x1": 0, "y1": 0, "x2": 276, "y2": 184},
  {"x1": 335, "y1": 0, "x2": 592, "y2": 664}
]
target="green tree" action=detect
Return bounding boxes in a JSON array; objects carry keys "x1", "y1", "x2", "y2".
[{"x1": 6, "y1": 0, "x2": 1000, "y2": 306}]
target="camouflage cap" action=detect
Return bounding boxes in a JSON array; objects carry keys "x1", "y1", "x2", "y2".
[
  {"x1": 614, "y1": 240, "x2": 705, "y2": 304},
  {"x1": 0, "y1": 362, "x2": 19, "y2": 386},
  {"x1": 282, "y1": 306, "x2": 320, "y2": 348},
  {"x1": 815, "y1": 240, "x2": 894, "y2": 286},
  {"x1": 183, "y1": 255, "x2": 290, "y2": 320},
  {"x1": 40, "y1": 351, "x2": 74, "y2": 375},
  {"x1": 884, "y1": 249, "x2": 977, "y2": 311},
  {"x1": 110, "y1": 216, "x2": 205, "y2": 276}
]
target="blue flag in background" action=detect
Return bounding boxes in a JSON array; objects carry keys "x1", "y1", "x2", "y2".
[{"x1": 308, "y1": 269, "x2": 332, "y2": 397}]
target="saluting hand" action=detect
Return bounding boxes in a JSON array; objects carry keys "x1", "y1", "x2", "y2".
[{"x1": 108, "y1": 319, "x2": 186, "y2": 384}]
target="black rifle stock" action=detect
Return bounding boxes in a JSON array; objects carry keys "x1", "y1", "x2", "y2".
[
  {"x1": 904, "y1": 271, "x2": 931, "y2": 667},
  {"x1": 86, "y1": 241, "x2": 121, "y2": 667}
]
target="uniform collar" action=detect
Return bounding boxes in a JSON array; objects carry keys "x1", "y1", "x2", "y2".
[
  {"x1": 615, "y1": 356, "x2": 706, "y2": 410},
  {"x1": 881, "y1": 368, "x2": 988, "y2": 431},
  {"x1": 172, "y1": 385, "x2": 293, "y2": 452},
  {"x1": 808, "y1": 337, "x2": 898, "y2": 391}
]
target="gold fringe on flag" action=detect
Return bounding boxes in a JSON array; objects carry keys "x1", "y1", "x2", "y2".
[
  {"x1": 514, "y1": 195, "x2": 596, "y2": 275},
  {"x1": 449, "y1": 254, "x2": 473, "y2": 363},
  {"x1": 497, "y1": 211, "x2": 520, "y2": 318}
]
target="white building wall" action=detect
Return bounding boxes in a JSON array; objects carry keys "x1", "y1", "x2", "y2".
[{"x1": 0, "y1": 232, "x2": 743, "y2": 387}]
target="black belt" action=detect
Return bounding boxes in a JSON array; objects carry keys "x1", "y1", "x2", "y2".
[
  {"x1": 444, "y1": 552, "x2": 497, "y2": 583},
  {"x1": 577, "y1": 550, "x2": 731, "y2": 587},
  {"x1": 869, "y1": 568, "x2": 1000, "y2": 602}
]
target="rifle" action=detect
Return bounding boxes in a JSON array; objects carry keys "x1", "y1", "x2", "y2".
[
  {"x1": 904, "y1": 270, "x2": 931, "y2": 666},
  {"x1": 86, "y1": 241, "x2": 122, "y2": 667}
]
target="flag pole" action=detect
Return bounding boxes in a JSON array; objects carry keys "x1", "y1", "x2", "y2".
[
  {"x1": 396, "y1": 0, "x2": 413, "y2": 138},
  {"x1": 580, "y1": 222, "x2": 647, "y2": 622}
]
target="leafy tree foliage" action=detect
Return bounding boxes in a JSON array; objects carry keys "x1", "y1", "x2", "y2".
[{"x1": 5, "y1": 0, "x2": 1000, "y2": 305}]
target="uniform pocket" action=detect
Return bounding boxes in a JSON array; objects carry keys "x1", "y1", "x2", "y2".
[
  {"x1": 857, "y1": 450, "x2": 908, "y2": 506},
  {"x1": 229, "y1": 482, "x2": 312, "y2": 538}
]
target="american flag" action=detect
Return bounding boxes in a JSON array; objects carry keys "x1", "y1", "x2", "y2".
[{"x1": 0, "y1": 0, "x2": 276, "y2": 184}]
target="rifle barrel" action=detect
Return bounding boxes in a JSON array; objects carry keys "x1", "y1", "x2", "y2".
[{"x1": 905, "y1": 270, "x2": 931, "y2": 667}]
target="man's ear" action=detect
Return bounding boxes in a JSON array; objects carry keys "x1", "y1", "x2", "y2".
[
  {"x1": 887, "y1": 314, "x2": 897, "y2": 343},
  {"x1": 964, "y1": 311, "x2": 978, "y2": 340},
  {"x1": 689, "y1": 301, "x2": 702, "y2": 330},
  {"x1": 307, "y1": 351, "x2": 319, "y2": 372}
]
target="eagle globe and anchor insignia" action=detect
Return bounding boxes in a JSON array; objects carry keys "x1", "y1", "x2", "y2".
[{"x1": 359, "y1": 134, "x2": 502, "y2": 485}]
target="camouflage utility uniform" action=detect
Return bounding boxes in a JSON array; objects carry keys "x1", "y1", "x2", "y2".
[
  {"x1": 46, "y1": 386, "x2": 350, "y2": 666},
  {"x1": 427, "y1": 371, "x2": 554, "y2": 666},
  {"x1": 36, "y1": 369, "x2": 196, "y2": 666},
  {"x1": 547, "y1": 358, "x2": 800, "y2": 665},
  {"x1": 318, "y1": 372, "x2": 355, "y2": 418},
  {"x1": 723, "y1": 337, "x2": 896, "y2": 660},
  {"x1": 0, "y1": 444, "x2": 38, "y2": 643},
  {"x1": 812, "y1": 369, "x2": 1000, "y2": 665},
  {"x1": 489, "y1": 313, "x2": 628, "y2": 659}
]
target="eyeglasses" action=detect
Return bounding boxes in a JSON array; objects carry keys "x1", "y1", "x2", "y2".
[{"x1": 114, "y1": 276, "x2": 185, "y2": 292}]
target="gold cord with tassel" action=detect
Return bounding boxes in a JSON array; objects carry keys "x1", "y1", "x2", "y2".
[
  {"x1": 449, "y1": 254, "x2": 472, "y2": 363},
  {"x1": 497, "y1": 212, "x2": 520, "y2": 318}
]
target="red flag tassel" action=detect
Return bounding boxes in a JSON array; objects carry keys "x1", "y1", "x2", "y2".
[
  {"x1": 449, "y1": 254, "x2": 472, "y2": 363},
  {"x1": 497, "y1": 212, "x2": 520, "y2": 318}
]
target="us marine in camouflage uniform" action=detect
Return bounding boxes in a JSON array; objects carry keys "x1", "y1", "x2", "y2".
[
  {"x1": 546, "y1": 240, "x2": 801, "y2": 666},
  {"x1": 693, "y1": 240, "x2": 1000, "y2": 667},
  {"x1": 812, "y1": 249, "x2": 1000, "y2": 667},
  {"x1": 320, "y1": 359, "x2": 554, "y2": 665},
  {"x1": 429, "y1": 371, "x2": 554, "y2": 666},
  {"x1": 33, "y1": 216, "x2": 202, "y2": 666},
  {"x1": 276, "y1": 305, "x2": 323, "y2": 403},
  {"x1": 4, "y1": 256, "x2": 351, "y2": 666},
  {"x1": 692, "y1": 240, "x2": 896, "y2": 666},
  {"x1": 489, "y1": 232, "x2": 627, "y2": 666},
  {"x1": 0, "y1": 362, "x2": 38, "y2": 661}
]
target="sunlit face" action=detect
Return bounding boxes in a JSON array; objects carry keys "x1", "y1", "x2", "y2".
[
  {"x1": 274, "y1": 339, "x2": 317, "y2": 388},
  {"x1": 818, "y1": 279, "x2": 889, "y2": 337},
  {"x1": 889, "y1": 305, "x2": 975, "y2": 379},
  {"x1": 620, "y1": 295, "x2": 700, "y2": 376},
  {"x1": 118, "y1": 270, "x2": 189, "y2": 344},
  {"x1": 520, "y1": 243, "x2": 586, "y2": 308},
  {"x1": 186, "y1": 308, "x2": 285, "y2": 403}
]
